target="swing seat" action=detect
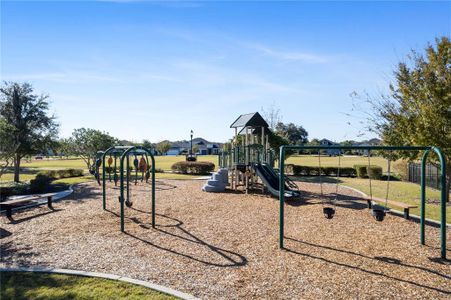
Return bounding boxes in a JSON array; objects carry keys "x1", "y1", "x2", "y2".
[
  {"x1": 371, "y1": 206, "x2": 386, "y2": 222},
  {"x1": 323, "y1": 207, "x2": 335, "y2": 219},
  {"x1": 125, "y1": 200, "x2": 133, "y2": 208}
]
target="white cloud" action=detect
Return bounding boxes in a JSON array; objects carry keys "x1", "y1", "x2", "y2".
[{"x1": 243, "y1": 42, "x2": 329, "y2": 64}]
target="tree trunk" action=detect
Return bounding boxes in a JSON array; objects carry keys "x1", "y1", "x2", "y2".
[{"x1": 14, "y1": 153, "x2": 21, "y2": 183}]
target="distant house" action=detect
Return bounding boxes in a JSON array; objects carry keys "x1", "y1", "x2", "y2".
[
  {"x1": 356, "y1": 138, "x2": 382, "y2": 156},
  {"x1": 165, "y1": 138, "x2": 221, "y2": 155},
  {"x1": 320, "y1": 139, "x2": 341, "y2": 156}
]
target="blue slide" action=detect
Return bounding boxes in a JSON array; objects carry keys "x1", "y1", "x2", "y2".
[{"x1": 253, "y1": 163, "x2": 300, "y2": 199}]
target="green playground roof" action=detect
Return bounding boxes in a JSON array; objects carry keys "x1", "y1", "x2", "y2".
[{"x1": 230, "y1": 112, "x2": 269, "y2": 128}]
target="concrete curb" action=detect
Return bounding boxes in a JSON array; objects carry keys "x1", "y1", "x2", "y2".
[
  {"x1": 322, "y1": 183, "x2": 450, "y2": 228},
  {"x1": 0, "y1": 266, "x2": 199, "y2": 300}
]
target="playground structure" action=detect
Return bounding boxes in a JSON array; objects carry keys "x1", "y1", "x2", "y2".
[
  {"x1": 212, "y1": 112, "x2": 448, "y2": 259},
  {"x1": 95, "y1": 146, "x2": 156, "y2": 232},
  {"x1": 216, "y1": 112, "x2": 299, "y2": 198}
]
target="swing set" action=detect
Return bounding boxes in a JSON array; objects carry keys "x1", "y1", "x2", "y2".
[
  {"x1": 317, "y1": 149, "x2": 391, "y2": 221},
  {"x1": 279, "y1": 145, "x2": 448, "y2": 259},
  {"x1": 95, "y1": 146, "x2": 156, "y2": 232}
]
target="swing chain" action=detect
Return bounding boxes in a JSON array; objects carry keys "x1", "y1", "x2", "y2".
[
  {"x1": 384, "y1": 159, "x2": 391, "y2": 210},
  {"x1": 318, "y1": 150, "x2": 323, "y2": 196}
]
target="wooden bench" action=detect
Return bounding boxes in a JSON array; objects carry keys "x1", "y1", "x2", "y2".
[
  {"x1": 0, "y1": 193, "x2": 57, "y2": 219},
  {"x1": 365, "y1": 196, "x2": 418, "y2": 219}
]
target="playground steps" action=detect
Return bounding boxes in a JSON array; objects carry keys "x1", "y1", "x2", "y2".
[{"x1": 202, "y1": 169, "x2": 229, "y2": 192}]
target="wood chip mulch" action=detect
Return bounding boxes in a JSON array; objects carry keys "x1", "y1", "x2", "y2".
[{"x1": 1, "y1": 180, "x2": 450, "y2": 299}]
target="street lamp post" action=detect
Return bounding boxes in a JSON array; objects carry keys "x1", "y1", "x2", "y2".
[{"x1": 190, "y1": 130, "x2": 193, "y2": 155}]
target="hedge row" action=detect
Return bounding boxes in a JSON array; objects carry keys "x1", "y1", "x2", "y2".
[
  {"x1": 38, "y1": 168, "x2": 84, "y2": 179},
  {"x1": 171, "y1": 161, "x2": 215, "y2": 175},
  {"x1": 104, "y1": 167, "x2": 164, "y2": 173},
  {"x1": 284, "y1": 164, "x2": 357, "y2": 177},
  {"x1": 284, "y1": 164, "x2": 383, "y2": 179},
  {"x1": 354, "y1": 165, "x2": 383, "y2": 180}
]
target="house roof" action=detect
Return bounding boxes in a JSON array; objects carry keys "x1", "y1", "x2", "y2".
[{"x1": 230, "y1": 112, "x2": 269, "y2": 128}]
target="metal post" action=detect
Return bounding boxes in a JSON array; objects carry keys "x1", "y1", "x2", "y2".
[
  {"x1": 420, "y1": 150, "x2": 429, "y2": 245},
  {"x1": 102, "y1": 152, "x2": 106, "y2": 210},
  {"x1": 120, "y1": 153, "x2": 125, "y2": 232},
  {"x1": 432, "y1": 147, "x2": 447, "y2": 259},
  {"x1": 190, "y1": 130, "x2": 193, "y2": 155},
  {"x1": 151, "y1": 154, "x2": 156, "y2": 228},
  {"x1": 126, "y1": 155, "x2": 130, "y2": 203},
  {"x1": 279, "y1": 146, "x2": 286, "y2": 249}
]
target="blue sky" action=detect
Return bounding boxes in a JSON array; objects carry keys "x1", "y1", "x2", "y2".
[{"x1": 1, "y1": 1, "x2": 450, "y2": 143}]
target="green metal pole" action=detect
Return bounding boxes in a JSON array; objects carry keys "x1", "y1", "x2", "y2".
[
  {"x1": 279, "y1": 146, "x2": 286, "y2": 249},
  {"x1": 126, "y1": 155, "x2": 130, "y2": 203},
  {"x1": 120, "y1": 153, "x2": 125, "y2": 232},
  {"x1": 102, "y1": 152, "x2": 106, "y2": 210},
  {"x1": 420, "y1": 150, "x2": 429, "y2": 245},
  {"x1": 151, "y1": 155, "x2": 156, "y2": 228},
  {"x1": 431, "y1": 147, "x2": 447, "y2": 259}
]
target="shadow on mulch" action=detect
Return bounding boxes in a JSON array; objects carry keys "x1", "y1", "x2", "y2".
[
  {"x1": 283, "y1": 237, "x2": 451, "y2": 294},
  {"x1": 285, "y1": 189, "x2": 369, "y2": 211},
  {"x1": 4, "y1": 208, "x2": 64, "y2": 225},
  {"x1": 0, "y1": 228, "x2": 12, "y2": 239},
  {"x1": 0, "y1": 241, "x2": 40, "y2": 267},
  {"x1": 105, "y1": 208, "x2": 247, "y2": 268}
]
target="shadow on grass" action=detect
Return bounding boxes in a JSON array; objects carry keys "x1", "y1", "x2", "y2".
[{"x1": 283, "y1": 237, "x2": 450, "y2": 294}]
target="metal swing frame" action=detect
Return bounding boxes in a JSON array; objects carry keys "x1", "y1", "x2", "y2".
[{"x1": 278, "y1": 145, "x2": 448, "y2": 259}]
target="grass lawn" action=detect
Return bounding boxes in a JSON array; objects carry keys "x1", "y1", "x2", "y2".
[
  {"x1": 0, "y1": 271, "x2": 177, "y2": 300},
  {"x1": 18, "y1": 155, "x2": 219, "y2": 171},
  {"x1": 285, "y1": 155, "x2": 390, "y2": 171},
  {"x1": 1, "y1": 156, "x2": 218, "y2": 184},
  {"x1": 292, "y1": 176, "x2": 448, "y2": 222},
  {"x1": 21, "y1": 158, "x2": 88, "y2": 170}
]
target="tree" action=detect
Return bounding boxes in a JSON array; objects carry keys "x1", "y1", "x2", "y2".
[
  {"x1": 368, "y1": 37, "x2": 450, "y2": 199},
  {"x1": 268, "y1": 131, "x2": 290, "y2": 159},
  {"x1": 55, "y1": 138, "x2": 74, "y2": 159},
  {"x1": 68, "y1": 128, "x2": 117, "y2": 169},
  {"x1": 275, "y1": 122, "x2": 309, "y2": 145},
  {"x1": 0, "y1": 82, "x2": 59, "y2": 182},
  {"x1": 142, "y1": 139, "x2": 152, "y2": 149},
  {"x1": 340, "y1": 140, "x2": 356, "y2": 155},
  {"x1": 192, "y1": 145, "x2": 200, "y2": 154},
  {"x1": 156, "y1": 141, "x2": 171, "y2": 155},
  {"x1": 261, "y1": 102, "x2": 282, "y2": 130},
  {"x1": 0, "y1": 119, "x2": 19, "y2": 178}
]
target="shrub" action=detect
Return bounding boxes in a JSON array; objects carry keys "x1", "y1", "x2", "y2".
[
  {"x1": 68, "y1": 169, "x2": 83, "y2": 177},
  {"x1": 284, "y1": 164, "x2": 294, "y2": 175},
  {"x1": 0, "y1": 182, "x2": 30, "y2": 200},
  {"x1": 291, "y1": 165, "x2": 356, "y2": 177},
  {"x1": 393, "y1": 160, "x2": 408, "y2": 181},
  {"x1": 171, "y1": 161, "x2": 215, "y2": 175},
  {"x1": 368, "y1": 166, "x2": 383, "y2": 180},
  {"x1": 323, "y1": 167, "x2": 338, "y2": 176},
  {"x1": 30, "y1": 174, "x2": 52, "y2": 193},
  {"x1": 340, "y1": 167, "x2": 357, "y2": 177},
  {"x1": 354, "y1": 165, "x2": 368, "y2": 178},
  {"x1": 292, "y1": 165, "x2": 314, "y2": 176},
  {"x1": 38, "y1": 168, "x2": 83, "y2": 179}
]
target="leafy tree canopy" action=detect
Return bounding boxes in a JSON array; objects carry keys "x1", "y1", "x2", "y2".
[
  {"x1": 0, "y1": 82, "x2": 58, "y2": 182},
  {"x1": 68, "y1": 128, "x2": 117, "y2": 169}
]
